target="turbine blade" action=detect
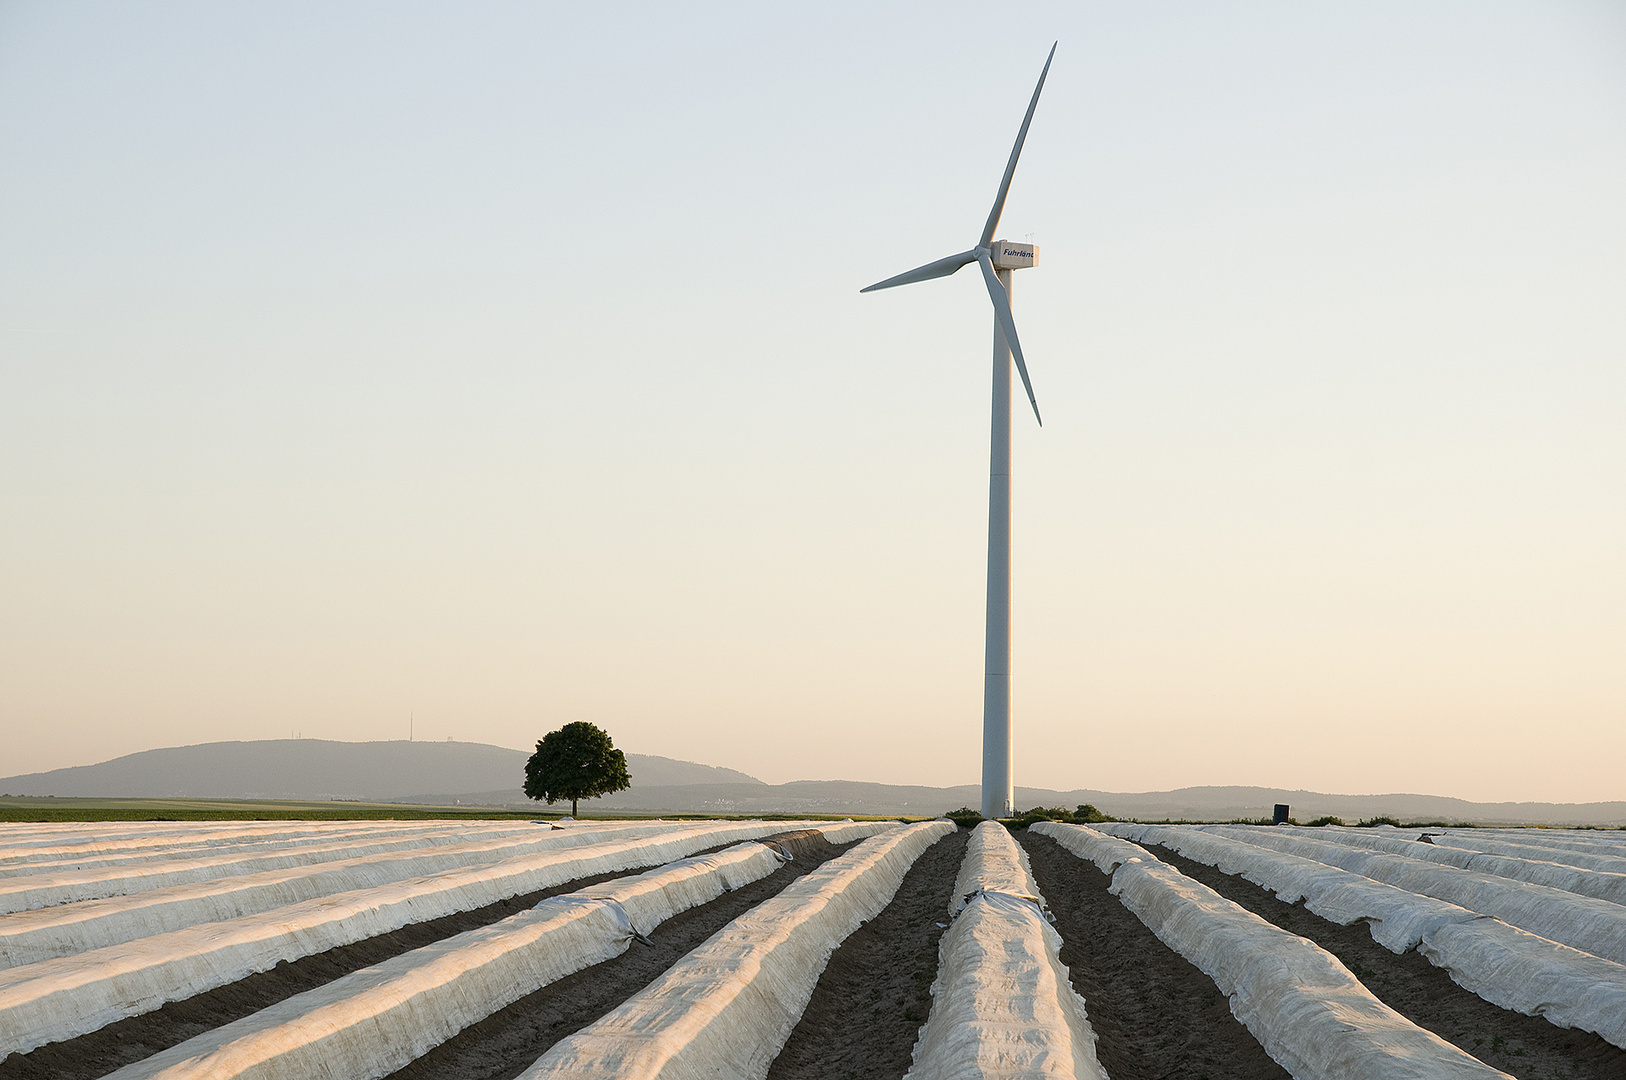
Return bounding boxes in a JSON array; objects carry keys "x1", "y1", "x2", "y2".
[
  {"x1": 979, "y1": 42, "x2": 1057, "y2": 248},
  {"x1": 860, "y1": 249, "x2": 979, "y2": 293},
  {"x1": 978, "y1": 251, "x2": 1042, "y2": 426}
]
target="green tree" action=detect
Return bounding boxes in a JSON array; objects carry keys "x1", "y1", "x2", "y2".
[{"x1": 523, "y1": 722, "x2": 632, "y2": 817}]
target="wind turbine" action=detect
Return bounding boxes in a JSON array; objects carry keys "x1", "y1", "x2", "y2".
[{"x1": 861, "y1": 43, "x2": 1054, "y2": 821}]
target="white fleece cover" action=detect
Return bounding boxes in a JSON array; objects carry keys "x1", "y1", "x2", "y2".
[
  {"x1": 808, "y1": 820, "x2": 900, "y2": 845},
  {"x1": 904, "y1": 823, "x2": 1105, "y2": 1080},
  {"x1": 0, "y1": 822, "x2": 596, "y2": 913},
  {"x1": 1037, "y1": 824, "x2": 1516, "y2": 1080},
  {"x1": 1092, "y1": 824, "x2": 1626, "y2": 1049},
  {"x1": 1430, "y1": 833, "x2": 1626, "y2": 876},
  {"x1": 1188, "y1": 826, "x2": 1626, "y2": 967},
  {"x1": 518, "y1": 820, "x2": 955, "y2": 1080},
  {"x1": 1499, "y1": 830, "x2": 1626, "y2": 854},
  {"x1": 0, "y1": 822, "x2": 692, "y2": 966},
  {"x1": 1031, "y1": 825, "x2": 1145, "y2": 877},
  {"x1": 0, "y1": 821, "x2": 446, "y2": 868},
  {"x1": 0, "y1": 821, "x2": 656, "y2": 876},
  {"x1": 1265, "y1": 826, "x2": 1626, "y2": 906},
  {"x1": 95, "y1": 840, "x2": 796, "y2": 1080},
  {"x1": 946, "y1": 820, "x2": 1045, "y2": 915},
  {"x1": 0, "y1": 824, "x2": 523, "y2": 881},
  {"x1": 0, "y1": 819, "x2": 856, "y2": 1057},
  {"x1": 0, "y1": 820, "x2": 364, "y2": 855},
  {"x1": 0, "y1": 823, "x2": 481, "y2": 884}
]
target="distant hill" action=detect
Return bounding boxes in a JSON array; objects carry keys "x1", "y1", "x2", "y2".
[
  {"x1": 2, "y1": 740, "x2": 1619, "y2": 826},
  {"x1": 0, "y1": 739, "x2": 761, "y2": 802}
]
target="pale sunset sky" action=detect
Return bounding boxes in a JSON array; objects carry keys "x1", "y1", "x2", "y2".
[{"x1": 2, "y1": 3, "x2": 1623, "y2": 802}]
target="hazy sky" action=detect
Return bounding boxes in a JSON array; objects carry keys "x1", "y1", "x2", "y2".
[{"x1": 3, "y1": 3, "x2": 1623, "y2": 803}]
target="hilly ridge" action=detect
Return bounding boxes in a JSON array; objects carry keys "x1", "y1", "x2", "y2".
[
  {"x1": 2, "y1": 740, "x2": 1621, "y2": 825},
  {"x1": 0, "y1": 739, "x2": 760, "y2": 802}
]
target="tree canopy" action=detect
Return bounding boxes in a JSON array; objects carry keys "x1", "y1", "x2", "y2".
[{"x1": 522, "y1": 721, "x2": 632, "y2": 817}]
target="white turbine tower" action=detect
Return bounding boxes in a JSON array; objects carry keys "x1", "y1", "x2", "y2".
[{"x1": 862, "y1": 44, "x2": 1054, "y2": 821}]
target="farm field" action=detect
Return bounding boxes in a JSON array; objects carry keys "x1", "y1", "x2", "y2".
[
  {"x1": 0, "y1": 796, "x2": 917, "y2": 825},
  {"x1": 0, "y1": 797, "x2": 545, "y2": 824},
  {"x1": 1, "y1": 818, "x2": 1624, "y2": 1078}
]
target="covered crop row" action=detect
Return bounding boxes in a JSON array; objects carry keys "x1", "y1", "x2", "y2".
[
  {"x1": 521, "y1": 820, "x2": 954, "y2": 1079},
  {"x1": 1137, "y1": 824, "x2": 1626, "y2": 967},
  {"x1": 0, "y1": 821, "x2": 470, "y2": 869},
  {"x1": 0, "y1": 821, "x2": 626, "y2": 912},
  {"x1": 1427, "y1": 831, "x2": 1626, "y2": 874},
  {"x1": 1262, "y1": 825, "x2": 1626, "y2": 905},
  {"x1": 0, "y1": 823, "x2": 532, "y2": 881},
  {"x1": 100, "y1": 839, "x2": 802, "y2": 1080},
  {"x1": 0, "y1": 823, "x2": 695, "y2": 962},
  {"x1": 905, "y1": 822, "x2": 1104, "y2": 1080},
  {"x1": 0, "y1": 819, "x2": 874, "y2": 1058},
  {"x1": 1510, "y1": 829, "x2": 1626, "y2": 851},
  {"x1": 1034, "y1": 823, "x2": 1514, "y2": 1080},
  {"x1": 1098, "y1": 822, "x2": 1626, "y2": 1048}
]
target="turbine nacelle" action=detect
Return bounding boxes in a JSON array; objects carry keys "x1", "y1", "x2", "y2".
[{"x1": 989, "y1": 241, "x2": 1037, "y2": 271}]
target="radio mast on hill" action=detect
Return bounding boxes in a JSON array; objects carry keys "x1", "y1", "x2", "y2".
[{"x1": 862, "y1": 44, "x2": 1055, "y2": 820}]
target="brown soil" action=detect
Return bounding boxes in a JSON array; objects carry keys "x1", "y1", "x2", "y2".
[
  {"x1": 380, "y1": 829, "x2": 853, "y2": 1080},
  {"x1": 1019, "y1": 830, "x2": 1293, "y2": 1080},
  {"x1": 0, "y1": 837, "x2": 785, "y2": 1080},
  {"x1": 1145, "y1": 843, "x2": 1626, "y2": 1080},
  {"x1": 767, "y1": 826, "x2": 969, "y2": 1080}
]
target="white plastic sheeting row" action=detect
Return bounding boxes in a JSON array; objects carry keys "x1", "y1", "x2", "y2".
[
  {"x1": 1499, "y1": 830, "x2": 1626, "y2": 853},
  {"x1": 0, "y1": 820, "x2": 363, "y2": 853},
  {"x1": 1429, "y1": 832, "x2": 1626, "y2": 876},
  {"x1": 98, "y1": 840, "x2": 802, "y2": 1080},
  {"x1": 519, "y1": 820, "x2": 955, "y2": 1080},
  {"x1": 0, "y1": 824, "x2": 512, "y2": 880},
  {"x1": 0, "y1": 820, "x2": 643, "y2": 876},
  {"x1": 0, "y1": 819, "x2": 858, "y2": 1057},
  {"x1": 0, "y1": 821, "x2": 601, "y2": 912},
  {"x1": 0, "y1": 820, "x2": 458, "y2": 867},
  {"x1": 0, "y1": 822, "x2": 688, "y2": 964},
  {"x1": 1097, "y1": 823, "x2": 1626, "y2": 1049},
  {"x1": 1181, "y1": 825, "x2": 1626, "y2": 967},
  {"x1": 1264, "y1": 826, "x2": 1626, "y2": 906},
  {"x1": 904, "y1": 823, "x2": 1105, "y2": 1080},
  {"x1": 945, "y1": 820, "x2": 1041, "y2": 914},
  {"x1": 1034, "y1": 824, "x2": 1514, "y2": 1080}
]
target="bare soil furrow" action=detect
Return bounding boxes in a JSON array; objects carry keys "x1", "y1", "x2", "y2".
[
  {"x1": 379, "y1": 829, "x2": 852, "y2": 1080},
  {"x1": 1145, "y1": 842, "x2": 1626, "y2": 1080},
  {"x1": 766, "y1": 826, "x2": 968, "y2": 1080},
  {"x1": 1019, "y1": 830, "x2": 1292, "y2": 1080}
]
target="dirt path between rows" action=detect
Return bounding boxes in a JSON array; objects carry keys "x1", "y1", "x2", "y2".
[
  {"x1": 767, "y1": 827, "x2": 968, "y2": 1080},
  {"x1": 1020, "y1": 831, "x2": 1293, "y2": 1080},
  {"x1": 1144, "y1": 842, "x2": 1626, "y2": 1080},
  {"x1": 0, "y1": 836, "x2": 779, "y2": 1080},
  {"x1": 380, "y1": 829, "x2": 852, "y2": 1080}
]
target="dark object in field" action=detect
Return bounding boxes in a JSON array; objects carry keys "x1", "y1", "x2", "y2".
[{"x1": 1273, "y1": 804, "x2": 1290, "y2": 825}]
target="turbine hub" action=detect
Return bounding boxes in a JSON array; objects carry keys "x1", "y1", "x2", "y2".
[{"x1": 990, "y1": 240, "x2": 1037, "y2": 270}]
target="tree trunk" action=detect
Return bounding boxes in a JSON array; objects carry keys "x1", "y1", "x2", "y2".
[{"x1": 571, "y1": 796, "x2": 578, "y2": 817}]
